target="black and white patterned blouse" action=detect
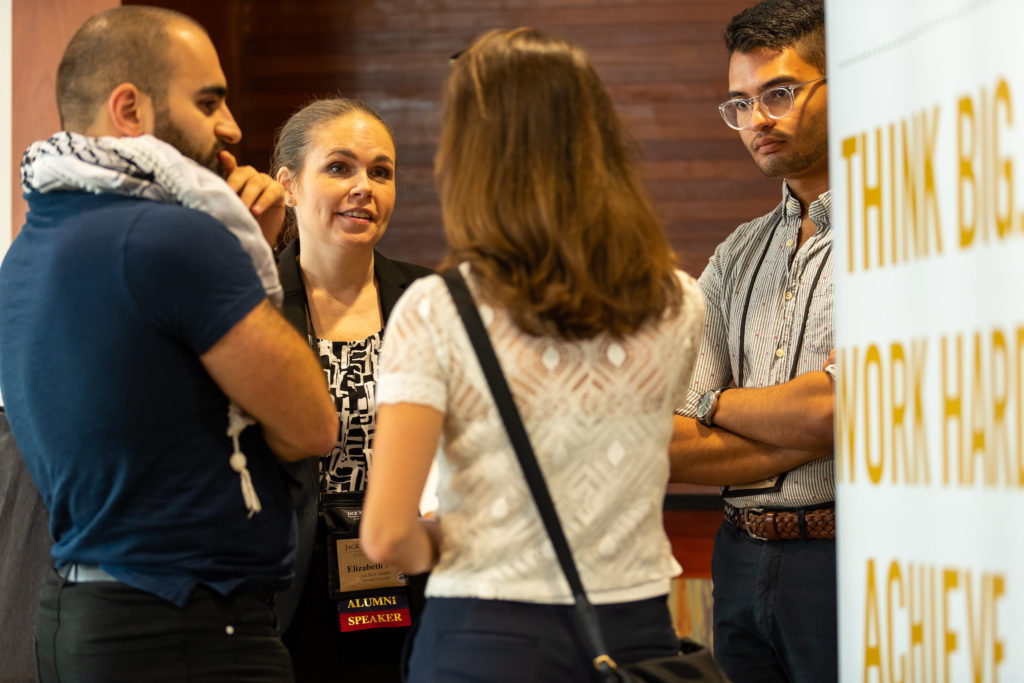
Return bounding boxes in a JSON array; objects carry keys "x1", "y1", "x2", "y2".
[{"x1": 311, "y1": 330, "x2": 383, "y2": 494}]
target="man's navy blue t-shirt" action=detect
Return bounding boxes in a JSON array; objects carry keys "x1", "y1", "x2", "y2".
[{"x1": 0, "y1": 192, "x2": 296, "y2": 605}]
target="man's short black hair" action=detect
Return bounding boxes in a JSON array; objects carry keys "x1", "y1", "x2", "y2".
[
  {"x1": 724, "y1": 0, "x2": 825, "y2": 74},
  {"x1": 56, "y1": 6, "x2": 205, "y2": 131}
]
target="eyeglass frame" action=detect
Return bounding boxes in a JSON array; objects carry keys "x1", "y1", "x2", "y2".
[{"x1": 717, "y1": 77, "x2": 827, "y2": 131}]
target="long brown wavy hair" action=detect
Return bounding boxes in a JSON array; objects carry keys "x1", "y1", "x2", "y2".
[{"x1": 436, "y1": 27, "x2": 683, "y2": 339}]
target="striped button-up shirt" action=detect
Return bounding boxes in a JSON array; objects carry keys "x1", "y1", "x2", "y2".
[{"x1": 682, "y1": 183, "x2": 834, "y2": 508}]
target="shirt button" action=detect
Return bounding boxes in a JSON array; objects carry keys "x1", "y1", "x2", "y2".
[
  {"x1": 775, "y1": 348, "x2": 785, "y2": 358},
  {"x1": 785, "y1": 291, "x2": 793, "y2": 301},
  {"x1": 786, "y1": 238, "x2": 794, "y2": 248}
]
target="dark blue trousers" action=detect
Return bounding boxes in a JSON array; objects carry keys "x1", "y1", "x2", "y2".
[
  {"x1": 407, "y1": 595, "x2": 678, "y2": 682},
  {"x1": 712, "y1": 521, "x2": 838, "y2": 683},
  {"x1": 34, "y1": 570, "x2": 293, "y2": 683}
]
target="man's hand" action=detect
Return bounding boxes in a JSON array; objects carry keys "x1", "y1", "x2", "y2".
[
  {"x1": 220, "y1": 151, "x2": 286, "y2": 246},
  {"x1": 823, "y1": 348, "x2": 836, "y2": 372}
]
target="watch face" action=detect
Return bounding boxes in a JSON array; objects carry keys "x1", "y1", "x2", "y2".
[{"x1": 697, "y1": 391, "x2": 714, "y2": 422}]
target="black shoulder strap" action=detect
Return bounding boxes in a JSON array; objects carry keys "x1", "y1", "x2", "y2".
[{"x1": 440, "y1": 268, "x2": 619, "y2": 677}]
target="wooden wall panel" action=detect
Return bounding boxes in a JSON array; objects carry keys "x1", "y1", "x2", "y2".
[
  {"x1": 11, "y1": 0, "x2": 118, "y2": 240},
  {"x1": 132, "y1": 0, "x2": 780, "y2": 275}
]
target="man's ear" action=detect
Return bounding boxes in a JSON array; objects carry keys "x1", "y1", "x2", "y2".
[{"x1": 106, "y1": 83, "x2": 154, "y2": 137}]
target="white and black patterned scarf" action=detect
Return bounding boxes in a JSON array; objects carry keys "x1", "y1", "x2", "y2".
[{"x1": 20, "y1": 131, "x2": 282, "y2": 306}]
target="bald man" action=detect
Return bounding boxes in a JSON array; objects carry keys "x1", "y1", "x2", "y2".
[{"x1": 0, "y1": 7, "x2": 336, "y2": 681}]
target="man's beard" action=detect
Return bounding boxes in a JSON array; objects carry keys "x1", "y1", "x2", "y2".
[
  {"x1": 749, "y1": 114, "x2": 828, "y2": 180},
  {"x1": 153, "y1": 115, "x2": 224, "y2": 175},
  {"x1": 752, "y1": 142, "x2": 826, "y2": 179}
]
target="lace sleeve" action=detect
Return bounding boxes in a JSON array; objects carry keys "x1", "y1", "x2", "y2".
[
  {"x1": 679, "y1": 248, "x2": 732, "y2": 416},
  {"x1": 671, "y1": 271, "x2": 707, "y2": 412},
  {"x1": 377, "y1": 275, "x2": 450, "y2": 413}
]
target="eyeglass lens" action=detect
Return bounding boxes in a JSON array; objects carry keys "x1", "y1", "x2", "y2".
[{"x1": 723, "y1": 87, "x2": 794, "y2": 129}]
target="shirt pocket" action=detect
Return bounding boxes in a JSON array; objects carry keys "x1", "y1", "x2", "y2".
[{"x1": 803, "y1": 277, "x2": 835, "y2": 356}]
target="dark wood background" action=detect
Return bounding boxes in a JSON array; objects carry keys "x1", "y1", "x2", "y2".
[{"x1": 122, "y1": 0, "x2": 780, "y2": 275}]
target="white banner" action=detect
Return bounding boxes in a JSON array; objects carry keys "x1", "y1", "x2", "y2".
[{"x1": 829, "y1": 0, "x2": 1023, "y2": 680}]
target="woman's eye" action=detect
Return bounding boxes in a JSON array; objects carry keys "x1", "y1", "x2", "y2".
[
  {"x1": 327, "y1": 163, "x2": 349, "y2": 174},
  {"x1": 371, "y1": 167, "x2": 393, "y2": 181}
]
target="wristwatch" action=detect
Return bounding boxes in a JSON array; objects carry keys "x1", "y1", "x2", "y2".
[{"x1": 696, "y1": 389, "x2": 725, "y2": 427}]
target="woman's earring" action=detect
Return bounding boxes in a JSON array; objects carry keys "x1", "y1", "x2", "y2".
[{"x1": 285, "y1": 196, "x2": 296, "y2": 207}]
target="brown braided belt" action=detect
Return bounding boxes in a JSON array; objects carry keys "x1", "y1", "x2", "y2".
[{"x1": 724, "y1": 502, "x2": 835, "y2": 541}]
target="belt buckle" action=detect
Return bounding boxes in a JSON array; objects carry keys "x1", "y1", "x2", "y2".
[{"x1": 741, "y1": 507, "x2": 768, "y2": 541}]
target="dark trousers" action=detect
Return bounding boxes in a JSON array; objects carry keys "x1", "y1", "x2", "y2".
[
  {"x1": 711, "y1": 521, "x2": 838, "y2": 683},
  {"x1": 35, "y1": 570, "x2": 294, "y2": 683},
  {"x1": 407, "y1": 595, "x2": 678, "y2": 683}
]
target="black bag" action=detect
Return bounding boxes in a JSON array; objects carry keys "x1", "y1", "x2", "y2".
[
  {"x1": 441, "y1": 269, "x2": 731, "y2": 683},
  {"x1": 610, "y1": 638, "x2": 729, "y2": 682}
]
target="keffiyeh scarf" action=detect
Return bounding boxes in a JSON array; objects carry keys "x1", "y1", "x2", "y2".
[
  {"x1": 20, "y1": 132, "x2": 283, "y2": 517},
  {"x1": 21, "y1": 132, "x2": 283, "y2": 306}
]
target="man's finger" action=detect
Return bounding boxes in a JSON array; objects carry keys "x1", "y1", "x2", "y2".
[
  {"x1": 219, "y1": 150, "x2": 238, "y2": 177},
  {"x1": 238, "y1": 175, "x2": 278, "y2": 215},
  {"x1": 224, "y1": 164, "x2": 257, "y2": 195}
]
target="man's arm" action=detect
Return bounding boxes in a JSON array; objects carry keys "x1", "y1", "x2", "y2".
[
  {"x1": 711, "y1": 369, "x2": 835, "y2": 450},
  {"x1": 670, "y1": 414, "x2": 827, "y2": 485},
  {"x1": 200, "y1": 299, "x2": 337, "y2": 461}
]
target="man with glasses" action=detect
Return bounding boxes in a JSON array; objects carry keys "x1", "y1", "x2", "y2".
[{"x1": 669, "y1": 0, "x2": 837, "y2": 680}]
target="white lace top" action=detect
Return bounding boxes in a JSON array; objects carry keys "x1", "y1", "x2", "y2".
[{"x1": 376, "y1": 264, "x2": 706, "y2": 605}]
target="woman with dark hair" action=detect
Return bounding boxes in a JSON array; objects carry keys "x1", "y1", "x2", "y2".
[
  {"x1": 270, "y1": 98, "x2": 431, "y2": 682},
  {"x1": 361, "y1": 28, "x2": 706, "y2": 682}
]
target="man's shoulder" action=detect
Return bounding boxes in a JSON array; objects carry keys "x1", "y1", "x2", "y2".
[
  {"x1": 119, "y1": 197, "x2": 230, "y2": 233},
  {"x1": 101, "y1": 198, "x2": 245, "y2": 260},
  {"x1": 27, "y1": 192, "x2": 229, "y2": 239}
]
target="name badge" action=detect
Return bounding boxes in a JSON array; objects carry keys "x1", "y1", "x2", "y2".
[
  {"x1": 722, "y1": 472, "x2": 787, "y2": 498},
  {"x1": 335, "y1": 538, "x2": 408, "y2": 592}
]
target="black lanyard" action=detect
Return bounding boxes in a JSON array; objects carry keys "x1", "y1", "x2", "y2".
[
  {"x1": 294, "y1": 263, "x2": 319, "y2": 343},
  {"x1": 735, "y1": 209, "x2": 828, "y2": 388}
]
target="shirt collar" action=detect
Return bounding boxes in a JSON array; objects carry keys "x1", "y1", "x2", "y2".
[{"x1": 781, "y1": 180, "x2": 832, "y2": 232}]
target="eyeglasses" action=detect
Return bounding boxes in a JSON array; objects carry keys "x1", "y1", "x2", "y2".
[{"x1": 717, "y1": 77, "x2": 826, "y2": 130}]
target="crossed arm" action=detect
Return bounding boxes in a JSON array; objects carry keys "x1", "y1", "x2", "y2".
[
  {"x1": 670, "y1": 368, "x2": 834, "y2": 486},
  {"x1": 712, "y1": 367, "x2": 835, "y2": 450},
  {"x1": 670, "y1": 284, "x2": 835, "y2": 486},
  {"x1": 200, "y1": 300, "x2": 338, "y2": 462}
]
